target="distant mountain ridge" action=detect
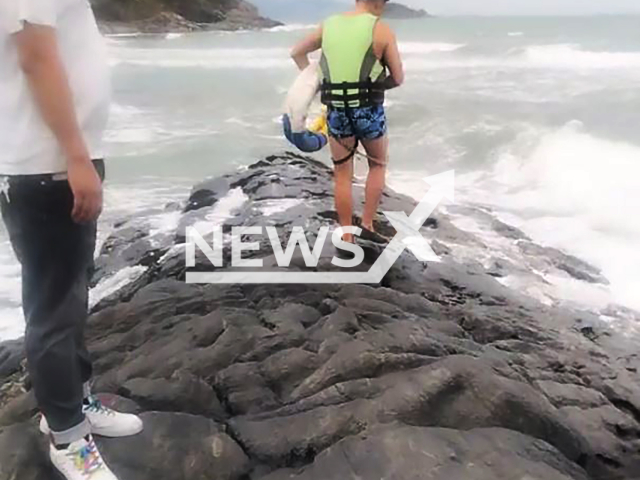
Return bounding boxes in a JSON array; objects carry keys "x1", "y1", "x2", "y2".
[
  {"x1": 91, "y1": 0, "x2": 430, "y2": 34},
  {"x1": 384, "y1": 2, "x2": 431, "y2": 19},
  {"x1": 250, "y1": 1, "x2": 430, "y2": 23},
  {"x1": 249, "y1": 0, "x2": 341, "y2": 22}
]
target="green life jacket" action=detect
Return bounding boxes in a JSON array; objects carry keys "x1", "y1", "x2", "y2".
[{"x1": 320, "y1": 13, "x2": 387, "y2": 109}]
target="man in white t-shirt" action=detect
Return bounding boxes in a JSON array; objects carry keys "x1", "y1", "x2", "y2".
[{"x1": 0, "y1": 1, "x2": 142, "y2": 478}]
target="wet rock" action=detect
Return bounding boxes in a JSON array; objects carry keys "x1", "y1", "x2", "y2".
[
  {"x1": 0, "y1": 391, "x2": 37, "y2": 428},
  {"x1": 185, "y1": 177, "x2": 231, "y2": 213},
  {"x1": 536, "y1": 380, "x2": 610, "y2": 409},
  {"x1": 120, "y1": 373, "x2": 226, "y2": 419},
  {"x1": 261, "y1": 426, "x2": 588, "y2": 480},
  {"x1": 2, "y1": 154, "x2": 640, "y2": 480},
  {"x1": 100, "y1": 412, "x2": 250, "y2": 480},
  {"x1": 0, "y1": 340, "x2": 23, "y2": 381},
  {"x1": 519, "y1": 241, "x2": 609, "y2": 285},
  {"x1": 0, "y1": 421, "x2": 56, "y2": 480},
  {"x1": 559, "y1": 405, "x2": 640, "y2": 478},
  {"x1": 0, "y1": 412, "x2": 251, "y2": 480}
]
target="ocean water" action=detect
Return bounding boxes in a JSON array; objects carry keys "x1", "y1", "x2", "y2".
[{"x1": 1, "y1": 16, "x2": 640, "y2": 340}]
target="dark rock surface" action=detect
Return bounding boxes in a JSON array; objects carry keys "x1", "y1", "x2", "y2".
[
  {"x1": 261, "y1": 426, "x2": 589, "y2": 480},
  {"x1": 93, "y1": 0, "x2": 281, "y2": 34},
  {"x1": 99, "y1": 12, "x2": 202, "y2": 35},
  {"x1": 0, "y1": 340, "x2": 22, "y2": 381},
  {"x1": 1, "y1": 153, "x2": 640, "y2": 479}
]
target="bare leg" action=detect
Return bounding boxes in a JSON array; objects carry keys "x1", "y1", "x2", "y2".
[
  {"x1": 361, "y1": 135, "x2": 388, "y2": 232},
  {"x1": 329, "y1": 136, "x2": 356, "y2": 242}
]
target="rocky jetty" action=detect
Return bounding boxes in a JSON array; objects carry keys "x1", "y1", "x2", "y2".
[
  {"x1": 93, "y1": 0, "x2": 282, "y2": 34},
  {"x1": 2, "y1": 153, "x2": 640, "y2": 479},
  {"x1": 383, "y1": 2, "x2": 431, "y2": 19}
]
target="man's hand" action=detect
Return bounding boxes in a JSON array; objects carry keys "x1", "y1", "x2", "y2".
[{"x1": 68, "y1": 160, "x2": 103, "y2": 224}]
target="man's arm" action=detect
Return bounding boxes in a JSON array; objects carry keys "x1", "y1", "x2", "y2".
[
  {"x1": 379, "y1": 22, "x2": 404, "y2": 89},
  {"x1": 290, "y1": 26, "x2": 322, "y2": 71},
  {"x1": 14, "y1": 22, "x2": 102, "y2": 223}
]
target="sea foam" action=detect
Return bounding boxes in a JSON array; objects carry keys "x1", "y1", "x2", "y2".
[
  {"x1": 523, "y1": 44, "x2": 640, "y2": 69},
  {"x1": 267, "y1": 24, "x2": 316, "y2": 33},
  {"x1": 460, "y1": 122, "x2": 640, "y2": 311},
  {"x1": 399, "y1": 42, "x2": 466, "y2": 54}
]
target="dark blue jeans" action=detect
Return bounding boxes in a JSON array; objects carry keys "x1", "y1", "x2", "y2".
[{"x1": 0, "y1": 160, "x2": 104, "y2": 443}]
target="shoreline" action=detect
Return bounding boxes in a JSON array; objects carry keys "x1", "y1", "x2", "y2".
[{"x1": 98, "y1": 11, "x2": 283, "y2": 36}]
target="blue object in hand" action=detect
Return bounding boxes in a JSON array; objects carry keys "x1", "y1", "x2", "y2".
[{"x1": 282, "y1": 114, "x2": 328, "y2": 153}]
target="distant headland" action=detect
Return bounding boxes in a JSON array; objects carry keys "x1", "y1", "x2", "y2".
[
  {"x1": 383, "y1": 2, "x2": 432, "y2": 19},
  {"x1": 92, "y1": 0, "x2": 282, "y2": 34}
]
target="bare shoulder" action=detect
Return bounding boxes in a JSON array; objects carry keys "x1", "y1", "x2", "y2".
[
  {"x1": 374, "y1": 20, "x2": 395, "y2": 41},
  {"x1": 312, "y1": 23, "x2": 323, "y2": 41}
]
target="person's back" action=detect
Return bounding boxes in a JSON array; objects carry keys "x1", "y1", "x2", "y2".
[
  {"x1": 290, "y1": 0, "x2": 404, "y2": 243},
  {"x1": 320, "y1": 13, "x2": 386, "y2": 108}
]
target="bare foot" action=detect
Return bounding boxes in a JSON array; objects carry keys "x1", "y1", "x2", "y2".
[{"x1": 342, "y1": 233, "x2": 355, "y2": 244}]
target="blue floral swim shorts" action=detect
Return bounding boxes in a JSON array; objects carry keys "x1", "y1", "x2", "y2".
[{"x1": 327, "y1": 105, "x2": 387, "y2": 140}]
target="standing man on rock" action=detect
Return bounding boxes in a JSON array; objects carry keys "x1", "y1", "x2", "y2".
[
  {"x1": 291, "y1": 0, "x2": 404, "y2": 243},
  {"x1": 0, "y1": 1, "x2": 142, "y2": 479}
]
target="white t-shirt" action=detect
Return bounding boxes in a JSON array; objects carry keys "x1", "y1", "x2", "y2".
[{"x1": 0, "y1": 0, "x2": 110, "y2": 175}]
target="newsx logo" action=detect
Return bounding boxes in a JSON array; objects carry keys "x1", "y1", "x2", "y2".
[
  {"x1": 187, "y1": 225, "x2": 367, "y2": 270},
  {"x1": 185, "y1": 171, "x2": 454, "y2": 284}
]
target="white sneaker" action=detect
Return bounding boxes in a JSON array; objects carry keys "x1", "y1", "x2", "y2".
[
  {"x1": 50, "y1": 435, "x2": 118, "y2": 480},
  {"x1": 41, "y1": 396, "x2": 143, "y2": 438}
]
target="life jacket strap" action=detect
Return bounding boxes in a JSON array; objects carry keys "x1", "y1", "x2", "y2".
[{"x1": 320, "y1": 80, "x2": 385, "y2": 108}]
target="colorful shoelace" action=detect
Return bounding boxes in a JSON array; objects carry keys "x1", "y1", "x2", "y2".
[
  {"x1": 84, "y1": 396, "x2": 115, "y2": 417},
  {"x1": 68, "y1": 438, "x2": 103, "y2": 476}
]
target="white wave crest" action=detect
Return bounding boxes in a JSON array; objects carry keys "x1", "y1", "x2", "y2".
[
  {"x1": 106, "y1": 33, "x2": 142, "y2": 39},
  {"x1": 524, "y1": 44, "x2": 640, "y2": 69},
  {"x1": 110, "y1": 46, "x2": 291, "y2": 69},
  {"x1": 0, "y1": 241, "x2": 24, "y2": 340},
  {"x1": 109, "y1": 42, "x2": 468, "y2": 71},
  {"x1": 190, "y1": 188, "x2": 248, "y2": 237},
  {"x1": 399, "y1": 42, "x2": 466, "y2": 54},
  {"x1": 462, "y1": 122, "x2": 640, "y2": 311},
  {"x1": 268, "y1": 24, "x2": 316, "y2": 33},
  {"x1": 89, "y1": 266, "x2": 149, "y2": 308},
  {"x1": 402, "y1": 44, "x2": 640, "y2": 72},
  {"x1": 0, "y1": 307, "x2": 24, "y2": 340}
]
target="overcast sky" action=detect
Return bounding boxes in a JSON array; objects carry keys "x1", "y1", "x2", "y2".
[
  {"x1": 258, "y1": 0, "x2": 640, "y2": 17},
  {"x1": 394, "y1": 0, "x2": 640, "y2": 15}
]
